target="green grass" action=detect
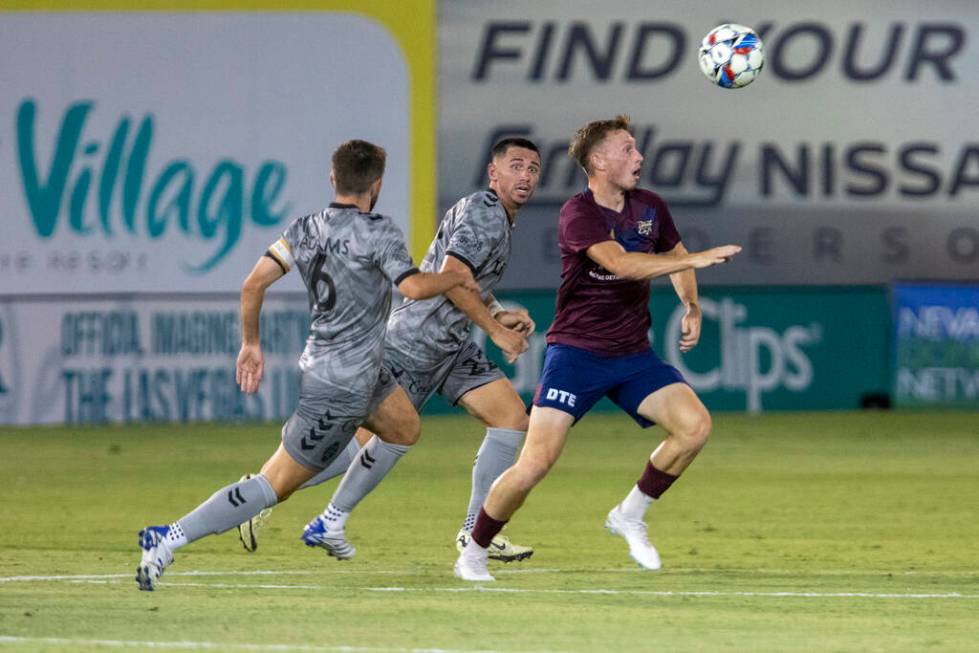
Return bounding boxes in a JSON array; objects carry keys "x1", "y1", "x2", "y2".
[{"x1": 1, "y1": 411, "x2": 977, "y2": 652}]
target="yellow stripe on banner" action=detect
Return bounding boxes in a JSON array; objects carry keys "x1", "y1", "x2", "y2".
[{"x1": 5, "y1": 0, "x2": 437, "y2": 263}]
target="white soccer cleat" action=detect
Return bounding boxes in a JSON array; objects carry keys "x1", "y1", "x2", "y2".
[
  {"x1": 301, "y1": 515, "x2": 355, "y2": 560},
  {"x1": 453, "y1": 541, "x2": 495, "y2": 582},
  {"x1": 237, "y1": 474, "x2": 272, "y2": 552},
  {"x1": 135, "y1": 525, "x2": 175, "y2": 591},
  {"x1": 456, "y1": 529, "x2": 534, "y2": 563},
  {"x1": 605, "y1": 505, "x2": 662, "y2": 570}
]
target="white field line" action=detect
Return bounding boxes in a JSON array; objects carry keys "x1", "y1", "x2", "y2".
[
  {"x1": 0, "y1": 568, "x2": 562, "y2": 583},
  {"x1": 0, "y1": 636, "x2": 546, "y2": 653},
  {"x1": 3, "y1": 566, "x2": 973, "y2": 584},
  {"x1": 161, "y1": 583, "x2": 979, "y2": 600},
  {"x1": 3, "y1": 570, "x2": 976, "y2": 600},
  {"x1": 0, "y1": 570, "x2": 314, "y2": 583},
  {"x1": 22, "y1": 576, "x2": 979, "y2": 600}
]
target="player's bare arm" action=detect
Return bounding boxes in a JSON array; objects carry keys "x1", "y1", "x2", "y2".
[
  {"x1": 236, "y1": 255, "x2": 286, "y2": 394},
  {"x1": 440, "y1": 256, "x2": 528, "y2": 363},
  {"x1": 398, "y1": 268, "x2": 480, "y2": 300},
  {"x1": 667, "y1": 242, "x2": 702, "y2": 352},
  {"x1": 586, "y1": 240, "x2": 741, "y2": 281}
]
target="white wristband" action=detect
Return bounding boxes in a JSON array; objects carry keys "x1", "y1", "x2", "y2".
[{"x1": 488, "y1": 299, "x2": 505, "y2": 318}]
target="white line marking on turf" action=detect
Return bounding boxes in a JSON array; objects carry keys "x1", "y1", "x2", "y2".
[
  {"x1": 0, "y1": 570, "x2": 313, "y2": 583},
  {"x1": 0, "y1": 568, "x2": 557, "y2": 584},
  {"x1": 361, "y1": 587, "x2": 978, "y2": 600},
  {"x1": 5, "y1": 570, "x2": 976, "y2": 600},
  {"x1": 0, "y1": 636, "x2": 541, "y2": 653},
  {"x1": 52, "y1": 578, "x2": 979, "y2": 600},
  {"x1": 4, "y1": 566, "x2": 974, "y2": 583}
]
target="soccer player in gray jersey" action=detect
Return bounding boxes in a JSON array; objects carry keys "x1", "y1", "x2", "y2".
[
  {"x1": 240, "y1": 138, "x2": 542, "y2": 562},
  {"x1": 134, "y1": 140, "x2": 476, "y2": 591}
]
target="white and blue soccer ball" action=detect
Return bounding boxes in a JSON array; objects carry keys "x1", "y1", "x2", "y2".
[{"x1": 698, "y1": 24, "x2": 765, "y2": 89}]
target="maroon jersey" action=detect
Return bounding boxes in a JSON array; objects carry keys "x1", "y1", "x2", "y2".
[{"x1": 546, "y1": 188, "x2": 681, "y2": 356}]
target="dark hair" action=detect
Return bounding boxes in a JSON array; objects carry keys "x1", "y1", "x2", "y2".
[
  {"x1": 332, "y1": 139, "x2": 386, "y2": 194},
  {"x1": 491, "y1": 137, "x2": 540, "y2": 159},
  {"x1": 568, "y1": 115, "x2": 633, "y2": 175}
]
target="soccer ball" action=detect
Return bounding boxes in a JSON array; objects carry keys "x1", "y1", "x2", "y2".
[{"x1": 698, "y1": 24, "x2": 765, "y2": 89}]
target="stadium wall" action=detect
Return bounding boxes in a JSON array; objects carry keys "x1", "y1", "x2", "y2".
[{"x1": 0, "y1": 286, "x2": 902, "y2": 425}]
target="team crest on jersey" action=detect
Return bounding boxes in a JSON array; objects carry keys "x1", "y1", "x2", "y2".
[
  {"x1": 453, "y1": 231, "x2": 481, "y2": 255},
  {"x1": 637, "y1": 220, "x2": 653, "y2": 236}
]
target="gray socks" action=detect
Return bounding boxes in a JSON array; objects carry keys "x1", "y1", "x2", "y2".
[
  {"x1": 463, "y1": 428, "x2": 525, "y2": 531},
  {"x1": 300, "y1": 437, "x2": 361, "y2": 489},
  {"x1": 329, "y1": 435, "x2": 411, "y2": 513},
  {"x1": 176, "y1": 473, "x2": 278, "y2": 544}
]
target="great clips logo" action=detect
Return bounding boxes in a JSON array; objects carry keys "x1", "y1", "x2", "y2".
[
  {"x1": 16, "y1": 99, "x2": 292, "y2": 272},
  {"x1": 665, "y1": 298, "x2": 821, "y2": 412}
]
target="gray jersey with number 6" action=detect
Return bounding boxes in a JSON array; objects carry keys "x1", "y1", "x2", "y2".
[{"x1": 265, "y1": 204, "x2": 418, "y2": 388}]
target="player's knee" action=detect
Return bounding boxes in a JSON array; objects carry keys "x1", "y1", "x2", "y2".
[
  {"x1": 480, "y1": 400, "x2": 530, "y2": 431},
  {"x1": 680, "y1": 410, "x2": 711, "y2": 452},
  {"x1": 514, "y1": 456, "x2": 553, "y2": 489},
  {"x1": 264, "y1": 475, "x2": 296, "y2": 502},
  {"x1": 512, "y1": 410, "x2": 530, "y2": 432},
  {"x1": 493, "y1": 409, "x2": 529, "y2": 432},
  {"x1": 394, "y1": 417, "x2": 421, "y2": 446},
  {"x1": 378, "y1": 412, "x2": 421, "y2": 446}
]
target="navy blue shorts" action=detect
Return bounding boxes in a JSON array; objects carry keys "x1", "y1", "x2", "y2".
[{"x1": 532, "y1": 344, "x2": 686, "y2": 428}]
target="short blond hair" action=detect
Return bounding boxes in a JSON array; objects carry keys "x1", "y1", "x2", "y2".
[{"x1": 568, "y1": 114, "x2": 633, "y2": 175}]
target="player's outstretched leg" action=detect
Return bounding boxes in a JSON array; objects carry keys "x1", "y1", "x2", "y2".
[
  {"x1": 136, "y1": 473, "x2": 278, "y2": 590},
  {"x1": 136, "y1": 444, "x2": 317, "y2": 591},
  {"x1": 606, "y1": 383, "x2": 710, "y2": 570}
]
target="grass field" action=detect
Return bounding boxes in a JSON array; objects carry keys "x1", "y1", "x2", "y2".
[{"x1": 1, "y1": 411, "x2": 977, "y2": 652}]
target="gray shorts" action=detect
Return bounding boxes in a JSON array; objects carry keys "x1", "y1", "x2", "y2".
[
  {"x1": 383, "y1": 339, "x2": 505, "y2": 412},
  {"x1": 281, "y1": 366, "x2": 397, "y2": 470}
]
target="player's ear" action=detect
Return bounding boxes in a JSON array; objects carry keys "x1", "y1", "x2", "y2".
[
  {"x1": 486, "y1": 161, "x2": 498, "y2": 184},
  {"x1": 329, "y1": 168, "x2": 337, "y2": 190},
  {"x1": 589, "y1": 151, "x2": 604, "y2": 174}
]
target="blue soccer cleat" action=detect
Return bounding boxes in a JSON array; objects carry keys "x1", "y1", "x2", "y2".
[
  {"x1": 135, "y1": 525, "x2": 175, "y2": 591},
  {"x1": 301, "y1": 515, "x2": 355, "y2": 560}
]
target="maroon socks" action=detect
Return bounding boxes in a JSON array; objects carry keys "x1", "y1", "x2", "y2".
[{"x1": 470, "y1": 507, "x2": 507, "y2": 548}]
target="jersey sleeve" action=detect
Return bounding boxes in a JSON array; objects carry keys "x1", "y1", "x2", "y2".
[
  {"x1": 559, "y1": 196, "x2": 613, "y2": 254},
  {"x1": 373, "y1": 218, "x2": 419, "y2": 284},
  {"x1": 445, "y1": 197, "x2": 506, "y2": 274},
  {"x1": 653, "y1": 197, "x2": 681, "y2": 253},
  {"x1": 265, "y1": 215, "x2": 309, "y2": 273}
]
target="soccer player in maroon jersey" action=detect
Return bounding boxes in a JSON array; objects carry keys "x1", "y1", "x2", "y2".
[{"x1": 454, "y1": 115, "x2": 741, "y2": 580}]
